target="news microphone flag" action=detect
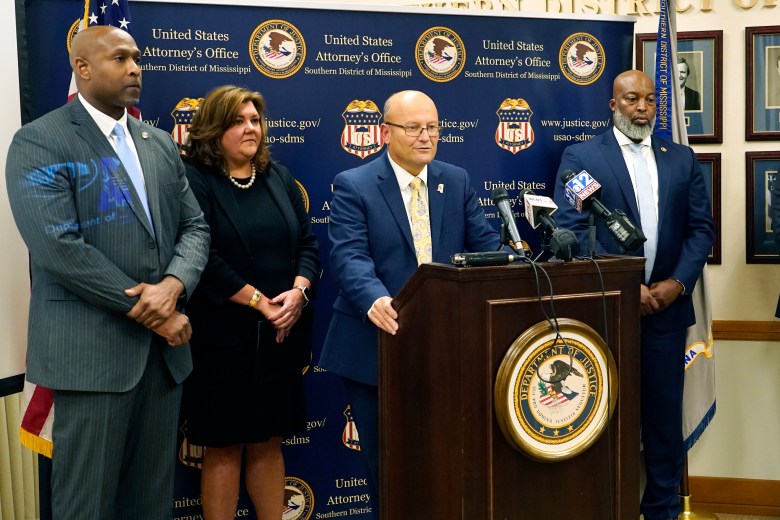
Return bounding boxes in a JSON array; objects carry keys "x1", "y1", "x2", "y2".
[
  {"x1": 20, "y1": 0, "x2": 141, "y2": 458},
  {"x1": 655, "y1": 0, "x2": 716, "y2": 451}
]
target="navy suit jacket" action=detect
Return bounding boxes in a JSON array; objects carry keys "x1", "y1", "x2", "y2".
[
  {"x1": 553, "y1": 128, "x2": 714, "y2": 331},
  {"x1": 319, "y1": 153, "x2": 500, "y2": 385}
]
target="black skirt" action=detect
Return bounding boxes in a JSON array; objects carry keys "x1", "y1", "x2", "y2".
[{"x1": 182, "y1": 337, "x2": 306, "y2": 448}]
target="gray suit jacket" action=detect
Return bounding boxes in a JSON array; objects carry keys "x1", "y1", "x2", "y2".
[{"x1": 5, "y1": 98, "x2": 210, "y2": 392}]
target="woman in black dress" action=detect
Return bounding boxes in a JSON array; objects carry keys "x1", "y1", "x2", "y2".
[{"x1": 182, "y1": 85, "x2": 319, "y2": 519}]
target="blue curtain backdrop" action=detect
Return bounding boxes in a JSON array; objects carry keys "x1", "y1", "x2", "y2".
[{"x1": 21, "y1": 2, "x2": 633, "y2": 518}]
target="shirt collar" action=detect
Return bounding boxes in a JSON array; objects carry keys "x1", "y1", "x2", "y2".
[
  {"x1": 613, "y1": 125, "x2": 652, "y2": 148},
  {"x1": 387, "y1": 153, "x2": 429, "y2": 189},
  {"x1": 78, "y1": 93, "x2": 129, "y2": 138}
]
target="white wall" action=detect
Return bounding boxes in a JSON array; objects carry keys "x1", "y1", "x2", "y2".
[{"x1": 1, "y1": 1, "x2": 30, "y2": 383}]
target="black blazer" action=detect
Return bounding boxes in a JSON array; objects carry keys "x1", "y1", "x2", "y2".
[{"x1": 184, "y1": 159, "x2": 320, "y2": 376}]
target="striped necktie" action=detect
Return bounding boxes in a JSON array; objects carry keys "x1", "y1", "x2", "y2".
[
  {"x1": 113, "y1": 123, "x2": 153, "y2": 230},
  {"x1": 629, "y1": 143, "x2": 657, "y2": 283},
  {"x1": 409, "y1": 177, "x2": 432, "y2": 265}
]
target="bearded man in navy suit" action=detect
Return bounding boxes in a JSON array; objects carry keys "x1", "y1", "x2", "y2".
[
  {"x1": 552, "y1": 70, "x2": 714, "y2": 520},
  {"x1": 319, "y1": 90, "x2": 500, "y2": 515},
  {"x1": 6, "y1": 26, "x2": 209, "y2": 519}
]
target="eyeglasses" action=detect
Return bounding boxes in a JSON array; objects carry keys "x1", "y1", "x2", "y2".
[{"x1": 384, "y1": 122, "x2": 442, "y2": 137}]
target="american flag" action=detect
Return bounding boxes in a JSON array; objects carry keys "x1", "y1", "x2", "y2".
[{"x1": 20, "y1": 0, "x2": 140, "y2": 458}]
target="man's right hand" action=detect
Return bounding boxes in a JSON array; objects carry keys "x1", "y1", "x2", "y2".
[
  {"x1": 152, "y1": 311, "x2": 192, "y2": 346},
  {"x1": 368, "y1": 296, "x2": 398, "y2": 335}
]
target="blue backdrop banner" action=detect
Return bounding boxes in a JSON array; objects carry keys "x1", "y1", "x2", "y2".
[{"x1": 21, "y1": 2, "x2": 634, "y2": 518}]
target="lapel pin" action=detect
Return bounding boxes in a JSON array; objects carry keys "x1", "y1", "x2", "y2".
[
  {"x1": 437, "y1": 184, "x2": 444, "y2": 193},
  {"x1": 660, "y1": 146, "x2": 667, "y2": 152},
  {"x1": 141, "y1": 132, "x2": 149, "y2": 139}
]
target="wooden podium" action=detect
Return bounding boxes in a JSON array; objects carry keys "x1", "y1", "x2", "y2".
[{"x1": 378, "y1": 255, "x2": 644, "y2": 519}]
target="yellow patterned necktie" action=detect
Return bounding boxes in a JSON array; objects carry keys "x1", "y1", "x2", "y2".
[{"x1": 410, "y1": 177, "x2": 432, "y2": 265}]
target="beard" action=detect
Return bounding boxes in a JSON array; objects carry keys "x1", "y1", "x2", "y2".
[{"x1": 613, "y1": 109, "x2": 654, "y2": 141}]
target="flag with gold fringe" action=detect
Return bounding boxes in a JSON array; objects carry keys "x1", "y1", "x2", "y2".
[{"x1": 654, "y1": 0, "x2": 716, "y2": 451}]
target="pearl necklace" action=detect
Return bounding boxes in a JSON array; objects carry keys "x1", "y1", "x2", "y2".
[{"x1": 227, "y1": 164, "x2": 256, "y2": 190}]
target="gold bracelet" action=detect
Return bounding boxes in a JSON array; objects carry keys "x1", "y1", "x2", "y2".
[{"x1": 248, "y1": 289, "x2": 262, "y2": 308}]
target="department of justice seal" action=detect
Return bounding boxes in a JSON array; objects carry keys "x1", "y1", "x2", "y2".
[
  {"x1": 559, "y1": 33, "x2": 605, "y2": 86},
  {"x1": 283, "y1": 476, "x2": 314, "y2": 520},
  {"x1": 249, "y1": 20, "x2": 306, "y2": 79},
  {"x1": 494, "y1": 319, "x2": 617, "y2": 461},
  {"x1": 415, "y1": 27, "x2": 466, "y2": 82}
]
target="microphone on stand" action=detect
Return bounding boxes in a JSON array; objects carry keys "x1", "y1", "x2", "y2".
[
  {"x1": 561, "y1": 169, "x2": 646, "y2": 253},
  {"x1": 491, "y1": 187, "x2": 527, "y2": 256},
  {"x1": 520, "y1": 189, "x2": 579, "y2": 261}
]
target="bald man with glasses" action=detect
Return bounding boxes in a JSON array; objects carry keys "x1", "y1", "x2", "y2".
[{"x1": 319, "y1": 90, "x2": 500, "y2": 516}]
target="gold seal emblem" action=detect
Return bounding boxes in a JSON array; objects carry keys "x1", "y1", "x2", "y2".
[
  {"x1": 249, "y1": 20, "x2": 306, "y2": 79},
  {"x1": 415, "y1": 27, "x2": 466, "y2": 82},
  {"x1": 494, "y1": 319, "x2": 617, "y2": 461},
  {"x1": 559, "y1": 33, "x2": 606, "y2": 86}
]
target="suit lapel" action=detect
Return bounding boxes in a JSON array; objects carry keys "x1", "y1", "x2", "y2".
[
  {"x1": 70, "y1": 101, "x2": 154, "y2": 238},
  {"x1": 651, "y1": 138, "x2": 672, "y2": 233},
  {"x1": 427, "y1": 165, "x2": 444, "y2": 256},
  {"x1": 205, "y1": 167, "x2": 254, "y2": 258},
  {"x1": 263, "y1": 164, "x2": 299, "y2": 263},
  {"x1": 376, "y1": 156, "x2": 415, "y2": 254},
  {"x1": 600, "y1": 131, "x2": 641, "y2": 225},
  {"x1": 126, "y1": 117, "x2": 156, "y2": 238}
]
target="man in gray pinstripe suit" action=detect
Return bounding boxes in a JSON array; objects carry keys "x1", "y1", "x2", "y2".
[{"x1": 6, "y1": 26, "x2": 209, "y2": 519}]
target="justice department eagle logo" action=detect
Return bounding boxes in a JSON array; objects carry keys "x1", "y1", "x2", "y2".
[
  {"x1": 340, "y1": 100, "x2": 384, "y2": 159},
  {"x1": 415, "y1": 27, "x2": 466, "y2": 82},
  {"x1": 170, "y1": 97, "x2": 203, "y2": 153},
  {"x1": 283, "y1": 477, "x2": 314, "y2": 520},
  {"x1": 494, "y1": 319, "x2": 617, "y2": 461},
  {"x1": 559, "y1": 33, "x2": 605, "y2": 86},
  {"x1": 249, "y1": 20, "x2": 306, "y2": 79},
  {"x1": 495, "y1": 98, "x2": 535, "y2": 154}
]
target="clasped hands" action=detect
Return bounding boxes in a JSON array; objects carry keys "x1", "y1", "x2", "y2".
[
  {"x1": 125, "y1": 276, "x2": 190, "y2": 346},
  {"x1": 251, "y1": 288, "x2": 307, "y2": 344},
  {"x1": 640, "y1": 279, "x2": 683, "y2": 317}
]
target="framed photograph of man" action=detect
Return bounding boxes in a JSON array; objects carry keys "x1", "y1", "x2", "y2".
[
  {"x1": 696, "y1": 153, "x2": 721, "y2": 264},
  {"x1": 636, "y1": 31, "x2": 723, "y2": 143},
  {"x1": 746, "y1": 26, "x2": 780, "y2": 140},
  {"x1": 746, "y1": 151, "x2": 780, "y2": 263}
]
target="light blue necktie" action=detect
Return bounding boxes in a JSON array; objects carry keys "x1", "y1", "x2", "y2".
[
  {"x1": 113, "y1": 123, "x2": 153, "y2": 230},
  {"x1": 629, "y1": 143, "x2": 657, "y2": 283}
]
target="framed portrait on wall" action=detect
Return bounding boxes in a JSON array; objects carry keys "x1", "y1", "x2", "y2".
[
  {"x1": 636, "y1": 31, "x2": 723, "y2": 143},
  {"x1": 746, "y1": 151, "x2": 780, "y2": 263},
  {"x1": 746, "y1": 26, "x2": 780, "y2": 140},
  {"x1": 695, "y1": 153, "x2": 721, "y2": 264}
]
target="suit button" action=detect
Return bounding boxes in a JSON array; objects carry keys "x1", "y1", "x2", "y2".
[{"x1": 148, "y1": 241, "x2": 156, "y2": 249}]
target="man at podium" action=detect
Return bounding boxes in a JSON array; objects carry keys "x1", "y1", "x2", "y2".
[{"x1": 320, "y1": 90, "x2": 501, "y2": 514}]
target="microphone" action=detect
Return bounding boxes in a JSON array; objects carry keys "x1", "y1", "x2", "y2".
[
  {"x1": 561, "y1": 169, "x2": 646, "y2": 253},
  {"x1": 451, "y1": 251, "x2": 522, "y2": 267},
  {"x1": 491, "y1": 187, "x2": 525, "y2": 255},
  {"x1": 520, "y1": 189, "x2": 579, "y2": 261}
]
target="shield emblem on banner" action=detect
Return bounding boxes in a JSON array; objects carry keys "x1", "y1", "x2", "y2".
[
  {"x1": 495, "y1": 98, "x2": 535, "y2": 154},
  {"x1": 340, "y1": 100, "x2": 383, "y2": 159},
  {"x1": 170, "y1": 98, "x2": 203, "y2": 154},
  {"x1": 342, "y1": 405, "x2": 361, "y2": 451}
]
